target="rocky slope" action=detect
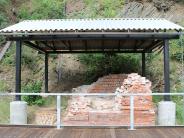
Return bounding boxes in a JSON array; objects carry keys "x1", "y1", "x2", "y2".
[{"x1": 120, "y1": 1, "x2": 184, "y2": 23}]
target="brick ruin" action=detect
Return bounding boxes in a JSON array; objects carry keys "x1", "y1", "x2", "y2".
[
  {"x1": 88, "y1": 74, "x2": 128, "y2": 93},
  {"x1": 63, "y1": 73, "x2": 155, "y2": 126}
]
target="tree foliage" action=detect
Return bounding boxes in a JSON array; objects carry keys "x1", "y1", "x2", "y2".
[{"x1": 78, "y1": 53, "x2": 141, "y2": 83}]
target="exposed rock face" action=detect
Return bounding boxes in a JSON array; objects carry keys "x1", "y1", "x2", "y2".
[
  {"x1": 153, "y1": 0, "x2": 174, "y2": 11},
  {"x1": 63, "y1": 73, "x2": 155, "y2": 126},
  {"x1": 120, "y1": 1, "x2": 184, "y2": 23}
]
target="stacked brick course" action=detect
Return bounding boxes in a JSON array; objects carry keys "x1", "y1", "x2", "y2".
[
  {"x1": 88, "y1": 74, "x2": 127, "y2": 93},
  {"x1": 63, "y1": 73, "x2": 155, "y2": 126}
]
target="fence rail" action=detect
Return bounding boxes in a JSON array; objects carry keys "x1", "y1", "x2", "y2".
[
  {"x1": 0, "y1": 92, "x2": 184, "y2": 96},
  {"x1": 0, "y1": 92, "x2": 184, "y2": 130}
]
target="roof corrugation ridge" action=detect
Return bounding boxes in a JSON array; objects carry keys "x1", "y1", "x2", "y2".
[
  {"x1": 22, "y1": 18, "x2": 165, "y2": 22},
  {"x1": 0, "y1": 18, "x2": 183, "y2": 34}
]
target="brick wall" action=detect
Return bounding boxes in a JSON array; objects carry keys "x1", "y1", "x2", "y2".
[{"x1": 63, "y1": 74, "x2": 156, "y2": 126}]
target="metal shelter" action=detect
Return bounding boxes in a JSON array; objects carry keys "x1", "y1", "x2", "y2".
[{"x1": 0, "y1": 18, "x2": 183, "y2": 101}]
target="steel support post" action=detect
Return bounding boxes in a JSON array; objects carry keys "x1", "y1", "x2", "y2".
[
  {"x1": 45, "y1": 53, "x2": 48, "y2": 93},
  {"x1": 15, "y1": 41, "x2": 22, "y2": 101},
  {"x1": 142, "y1": 53, "x2": 146, "y2": 77},
  {"x1": 164, "y1": 40, "x2": 170, "y2": 101}
]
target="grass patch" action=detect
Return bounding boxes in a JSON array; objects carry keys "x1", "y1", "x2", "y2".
[
  {"x1": 0, "y1": 80, "x2": 9, "y2": 92},
  {"x1": 0, "y1": 96, "x2": 12, "y2": 124},
  {"x1": 42, "y1": 96, "x2": 69, "y2": 111},
  {"x1": 172, "y1": 95, "x2": 184, "y2": 125},
  {"x1": 176, "y1": 103, "x2": 184, "y2": 125}
]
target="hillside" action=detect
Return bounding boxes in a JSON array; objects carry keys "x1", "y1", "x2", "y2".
[{"x1": 0, "y1": 0, "x2": 184, "y2": 93}]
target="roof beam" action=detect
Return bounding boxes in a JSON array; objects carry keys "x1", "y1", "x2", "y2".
[
  {"x1": 134, "y1": 40, "x2": 145, "y2": 51},
  {"x1": 24, "y1": 41, "x2": 46, "y2": 53},
  {"x1": 7, "y1": 33, "x2": 180, "y2": 41},
  {"x1": 153, "y1": 45, "x2": 163, "y2": 53},
  {"x1": 101, "y1": 40, "x2": 104, "y2": 51},
  {"x1": 51, "y1": 41, "x2": 56, "y2": 50},
  {"x1": 56, "y1": 41, "x2": 69, "y2": 49},
  {"x1": 143, "y1": 40, "x2": 163, "y2": 52},
  {"x1": 68, "y1": 41, "x2": 72, "y2": 51},
  {"x1": 118, "y1": 40, "x2": 121, "y2": 51},
  {"x1": 40, "y1": 41, "x2": 55, "y2": 50},
  {"x1": 44, "y1": 50, "x2": 151, "y2": 54},
  {"x1": 41, "y1": 46, "x2": 146, "y2": 51},
  {"x1": 84, "y1": 40, "x2": 88, "y2": 51}
]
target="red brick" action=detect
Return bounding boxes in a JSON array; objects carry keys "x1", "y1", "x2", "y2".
[{"x1": 63, "y1": 73, "x2": 156, "y2": 126}]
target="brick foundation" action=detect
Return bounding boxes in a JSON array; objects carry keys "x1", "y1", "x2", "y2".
[{"x1": 63, "y1": 73, "x2": 156, "y2": 126}]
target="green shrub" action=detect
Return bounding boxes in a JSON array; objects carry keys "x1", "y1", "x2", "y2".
[
  {"x1": 21, "y1": 46, "x2": 41, "y2": 70},
  {"x1": 0, "y1": 0, "x2": 10, "y2": 10},
  {"x1": 1, "y1": 46, "x2": 15, "y2": 66},
  {"x1": 0, "y1": 13, "x2": 9, "y2": 45},
  {"x1": 22, "y1": 81, "x2": 44, "y2": 106},
  {"x1": 0, "y1": 13, "x2": 8, "y2": 28},
  {"x1": 0, "y1": 0, "x2": 9, "y2": 44},
  {"x1": 18, "y1": 0, "x2": 65, "y2": 19},
  {"x1": 170, "y1": 36, "x2": 184, "y2": 62},
  {"x1": 100, "y1": 0, "x2": 124, "y2": 17},
  {"x1": 175, "y1": 0, "x2": 184, "y2": 3},
  {"x1": 2, "y1": 44, "x2": 42, "y2": 69},
  {"x1": 83, "y1": 0, "x2": 124, "y2": 18}
]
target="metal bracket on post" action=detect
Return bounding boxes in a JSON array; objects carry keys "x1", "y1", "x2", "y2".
[
  {"x1": 56, "y1": 95, "x2": 61, "y2": 129},
  {"x1": 129, "y1": 95, "x2": 135, "y2": 130}
]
